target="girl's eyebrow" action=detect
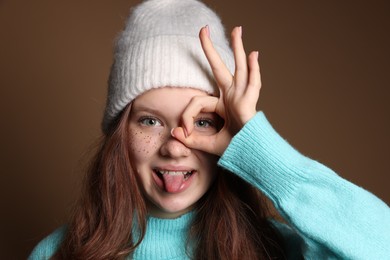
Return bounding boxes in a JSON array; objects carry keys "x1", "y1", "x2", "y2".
[
  {"x1": 132, "y1": 104, "x2": 218, "y2": 119},
  {"x1": 131, "y1": 105, "x2": 161, "y2": 115}
]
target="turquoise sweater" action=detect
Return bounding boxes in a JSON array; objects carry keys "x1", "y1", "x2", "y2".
[{"x1": 29, "y1": 112, "x2": 390, "y2": 259}]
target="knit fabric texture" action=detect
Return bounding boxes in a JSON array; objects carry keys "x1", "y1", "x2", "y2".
[{"x1": 102, "y1": 0, "x2": 234, "y2": 132}]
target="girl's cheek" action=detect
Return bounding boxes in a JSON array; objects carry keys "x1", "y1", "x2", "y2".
[{"x1": 129, "y1": 129, "x2": 163, "y2": 157}]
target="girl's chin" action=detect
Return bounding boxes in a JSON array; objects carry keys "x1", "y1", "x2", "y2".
[{"x1": 145, "y1": 197, "x2": 197, "y2": 219}]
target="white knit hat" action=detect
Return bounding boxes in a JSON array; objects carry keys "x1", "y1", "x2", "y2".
[{"x1": 102, "y1": 0, "x2": 234, "y2": 133}]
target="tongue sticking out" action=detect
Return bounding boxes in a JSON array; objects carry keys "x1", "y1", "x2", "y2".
[{"x1": 162, "y1": 174, "x2": 186, "y2": 193}]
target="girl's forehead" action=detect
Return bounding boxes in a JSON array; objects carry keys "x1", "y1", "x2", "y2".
[
  {"x1": 133, "y1": 87, "x2": 210, "y2": 104},
  {"x1": 130, "y1": 87, "x2": 217, "y2": 119}
]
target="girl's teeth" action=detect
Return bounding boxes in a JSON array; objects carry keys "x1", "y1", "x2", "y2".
[
  {"x1": 155, "y1": 170, "x2": 193, "y2": 181},
  {"x1": 159, "y1": 170, "x2": 192, "y2": 176}
]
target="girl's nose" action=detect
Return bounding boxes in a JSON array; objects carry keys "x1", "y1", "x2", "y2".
[{"x1": 160, "y1": 137, "x2": 191, "y2": 158}]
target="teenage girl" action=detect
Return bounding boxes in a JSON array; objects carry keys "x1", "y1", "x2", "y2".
[{"x1": 29, "y1": 0, "x2": 390, "y2": 259}]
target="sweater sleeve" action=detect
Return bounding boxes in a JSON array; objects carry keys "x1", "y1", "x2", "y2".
[
  {"x1": 218, "y1": 112, "x2": 390, "y2": 259},
  {"x1": 28, "y1": 226, "x2": 66, "y2": 260}
]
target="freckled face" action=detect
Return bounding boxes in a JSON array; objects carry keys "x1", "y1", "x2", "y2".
[{"x1": 128, "y1": 87, "x2": 219, "y2": 219}]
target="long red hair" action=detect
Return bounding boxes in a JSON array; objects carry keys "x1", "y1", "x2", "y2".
[{"x1": 54, "y1": 104, "x2": 286, "y2": 259}]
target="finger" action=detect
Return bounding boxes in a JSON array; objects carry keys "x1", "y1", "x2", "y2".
[
  {"x1": 231, "y1": 26, "x2": 248, "y2": 93},
  {"x1": 171, "y1": 126, "x2": 230, "y2": 156},
  {"x1": 181, "y1": 95, "x2": 219, "y2": 136},
  {"x1": 171, "y1": 127, "x2": 216, "y2": 154},
  {"x1": 199, "y1": 26, "x2": 233, "y2": 90},
  {"x1": 246, "y1": 51, "x2": 261, "y2": 96}
]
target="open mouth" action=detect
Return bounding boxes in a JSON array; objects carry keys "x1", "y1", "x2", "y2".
[
  {"x1": 154, "y1": 169, "x2": 194, "y2": 180},
  {"x1": 152, "y1": 168, "x2": 196, "y2": 193}
]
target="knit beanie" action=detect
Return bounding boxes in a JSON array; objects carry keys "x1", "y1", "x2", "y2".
[{"x1": 102, "y1": 0, "x2": 234, "y2": 133}]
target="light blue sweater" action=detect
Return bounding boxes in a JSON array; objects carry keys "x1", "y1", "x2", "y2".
[{"x1": 29, "y1": 112, "x2": 390, "y2": 259}]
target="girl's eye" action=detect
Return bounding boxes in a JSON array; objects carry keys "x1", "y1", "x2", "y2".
[
  {"x1": 194, "y1": 119, "x2": 215, "y2": 128},
  {"x1": 139, "y1": 117, "x2": 162, "y2": 127}
]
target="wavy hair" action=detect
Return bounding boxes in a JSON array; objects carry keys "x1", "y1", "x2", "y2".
[{"x1": 54, "y1": 104, "x2": 285, "y2": 259}]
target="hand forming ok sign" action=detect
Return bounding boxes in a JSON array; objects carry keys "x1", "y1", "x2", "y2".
[{"x1": 171, "y1": 25, "x2": 261, "y2": 156}]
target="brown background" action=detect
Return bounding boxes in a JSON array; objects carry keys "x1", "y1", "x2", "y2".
[{"x1": 1, "y1": 0, "x2": 389, "y2": 258}]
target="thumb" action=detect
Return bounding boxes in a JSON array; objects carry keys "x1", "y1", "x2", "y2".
[{"x1": 171, "y1": 127, "x2": 218, "y2": 155}]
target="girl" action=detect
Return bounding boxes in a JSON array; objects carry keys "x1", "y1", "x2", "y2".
[{"x1": 30, "y1": 0, "x2": 390, "y2": 259}]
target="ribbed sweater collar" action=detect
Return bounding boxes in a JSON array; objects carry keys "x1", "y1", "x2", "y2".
[{"x1": 131, "y1": 212, "x2": 194, "y2": 259}]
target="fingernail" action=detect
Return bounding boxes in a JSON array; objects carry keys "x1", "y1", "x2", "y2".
[
  {"x1": 255, "y1": 51, "x2": 259, "y2": 60},
  {"x1": 239, "y1": 26, "x2": 242, "y2": 37},
  {"x1": 205, "y1": 25, "x2": 210, "y2": 38},
  {"x1": 170, "y1": 128, "x2": 176, "y2": 137}
]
